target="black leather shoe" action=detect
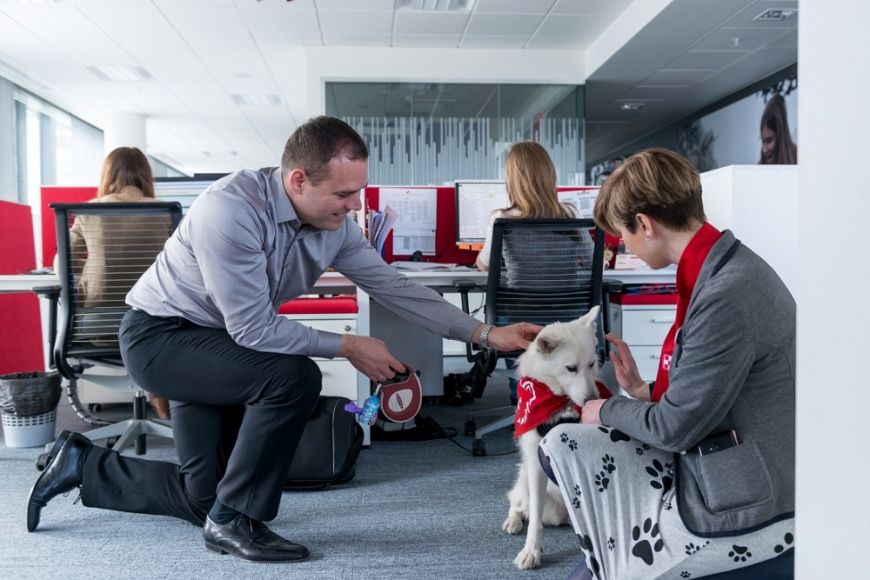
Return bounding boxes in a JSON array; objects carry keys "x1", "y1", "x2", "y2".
[
  {"x1": 26, "y1": 431, "x2": 92, "y2": 532},
  {"x1": 203, "y1": 514, "x2": 310, "y2": 562}
]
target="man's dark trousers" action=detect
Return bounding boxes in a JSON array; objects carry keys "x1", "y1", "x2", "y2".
[{"x1": 78, "y1": 309, "x2": 322, "y2": 526}]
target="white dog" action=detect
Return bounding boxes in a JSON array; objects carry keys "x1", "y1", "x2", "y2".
[{"x1": 503, "y1": 305, "x2": 604, "y2": 570}]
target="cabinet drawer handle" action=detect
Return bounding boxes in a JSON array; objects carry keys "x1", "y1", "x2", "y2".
[
  {"x1": 649, "y1": 354, "x2": 660, "y2": 359},
  {"x1": 649, "y1": 318, "x2": 673, "y2": 324},
  {"x1": 344, "y1": 325, "x2": 352, "y2": 332}
]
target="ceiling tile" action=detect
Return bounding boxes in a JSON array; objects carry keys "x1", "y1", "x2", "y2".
[
  {"x1": 465, "y1": 13, "x2": 543, "y2": 36},
  {"x1": 666, "y1": 50, "x2": 749, "y2": 71},
  {"x1": 395, "y1": 12, "x2": 470, "y2": 35},
  {"x1": 322, "y1": 33, "x2": 392, "y2": 47},
  {"x1": 642, "y1": 69, "x2": 716, "y2": 85},
  {"x1": 693, "y1": 26, "x2": 790, "y2": 51},
  {"x1": 534, "y1": 13, "x2": 609, "y2": 41},
  {"x1": 319, "y1": 10, "x2": 393, "y2": 35},
  {"x1": 317, "y1": 0, "x2": 395, "y2": 9},
  {"x1": 552, "y1": 0, "x2": 632, "y2": 16},
  {"x1": 724, "y1": 0, "x2": 798, "y2": 29},
  {"x1": 475, "y1": 0, "x2": 555, "y2": 15}
]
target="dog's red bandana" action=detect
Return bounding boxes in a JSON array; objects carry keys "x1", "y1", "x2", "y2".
[
  {"x1": 652, "y1": 222, "x2": 721, "y2": 402},
  {"x1": 514, "y1": 377, "x2": 612, "y2": 438}
]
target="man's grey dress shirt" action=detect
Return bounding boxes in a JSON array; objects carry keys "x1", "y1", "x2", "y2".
[{"x1": 127, "y1": 167, "x2": 481, "y2": 358}]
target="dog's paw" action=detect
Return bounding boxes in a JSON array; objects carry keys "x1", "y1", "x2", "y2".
[
  {"x1": 502, "y1": 515, "x2": 524, "y2": 535},
  {"x1": 514, "y1": 546, "x2": 543, "y2": 570}
]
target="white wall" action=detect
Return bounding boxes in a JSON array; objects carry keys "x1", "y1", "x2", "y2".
[
  {"x1": 701, "y1": 165, "x2": 798, "y2": 298},
  {"x1": 797, "y1": 0, "x2": 870, "y2": 577},
  {"x1": 305, "y1": 47, "x2": 586, "y2": 116}
]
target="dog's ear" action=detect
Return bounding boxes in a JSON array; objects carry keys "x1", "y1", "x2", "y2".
[
  {"x1": 536, "y1": 335, "x2": 559, "y2": 356},
  {"x1": 577, "y1": 305, "x2": 601, "y2": 328}
]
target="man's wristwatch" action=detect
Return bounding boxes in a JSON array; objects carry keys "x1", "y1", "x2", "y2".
[{"x1": 479, "y1": 324, "x2": 494, "y2": 350}]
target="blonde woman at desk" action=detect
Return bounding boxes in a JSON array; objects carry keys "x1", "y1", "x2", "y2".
[
  {"x1": 476, "y1": 141, "x2": 576, "y2": 402},
  {"x1": 475, "y1": 141, "x2": 576, "y2": 272},
  {"x1": 54, "y1": 146, "x2": 172, "y2": 419}
]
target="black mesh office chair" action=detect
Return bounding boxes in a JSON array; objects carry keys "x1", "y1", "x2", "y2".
[
  {"x1": 40, "y1": 201, "x2": 182, "y2": 456},
  {"x1": 459, "y1": 218, "x2": 606, "y2": 456}
]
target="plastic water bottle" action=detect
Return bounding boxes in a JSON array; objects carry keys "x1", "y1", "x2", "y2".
[{"x1": 357, "y1": 394, "x2": 380, "y2": 426}]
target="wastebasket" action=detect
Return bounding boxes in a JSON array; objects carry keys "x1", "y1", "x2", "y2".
[{"x1": 0, "y1": 371, "x2": 61, "y2": 448}]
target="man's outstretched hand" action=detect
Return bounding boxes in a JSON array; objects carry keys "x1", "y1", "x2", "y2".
[{"x1": 484, "y1": 322, "x2": 542, "y2": 352}]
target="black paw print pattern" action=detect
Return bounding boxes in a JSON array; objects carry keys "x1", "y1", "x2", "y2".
[
  {"x1": 576, "y1": 534, "x2": 603, "y2": 579},
  {"x1": 568, "y1": 438, "x2": 578, "y2": 451},
  {"x1": 774, "y1": 532, "x2": 794, "y2": 554},
  {"x1": 680, "y1": 572, "x2": 691, "y2": 578},
  {"x1": 560, "y1": 432, "x2": 569, "y2": 443},
  {"x1": 601, "y1": 454, "x2": 616, "y2": 474},
  {"x1": 571, "y1": 484, "x2": 582, "y2": 509},
  {"x1": 607, "y1": 537, "x2": 615, "y2": 551},
  {"x1": 630, "y1": 518, "x2": 664, "y2": 565},
  {"x1": 645, "y1": 459, "x2": 674, "y2": 492},
  {"x1": 635, "y1": 443, "x2": 651, "y2": 455},
  {"x1": 594, "y1": 470, "x2": 610, "y2": 492},
  {"x1": 728, "y1": 544, "x2": 753, "y2": 563},
  {"x1": 684, "y1": 542, "x2": 703, "y2": 556},
  {"x1": 597, "y1": 425, "x2": 631, "y2": 443}
]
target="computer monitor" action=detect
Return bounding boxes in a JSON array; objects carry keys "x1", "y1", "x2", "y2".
[
  {"x1": 455, "y1": 180, "x2": 509, "y2": 244},
  {"x1": 155, "y1": 174, "x2": 226, "y2": 213}
]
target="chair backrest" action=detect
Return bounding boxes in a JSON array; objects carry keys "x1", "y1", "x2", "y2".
[
  {"x1": 485, "y1": 218, "x2": 604, "y2": 355},
  {"x1": 52, "y1": 202, "x2": 182, "y2": 378}
]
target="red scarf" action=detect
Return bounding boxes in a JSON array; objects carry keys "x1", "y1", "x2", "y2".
[
  {"x1": 514, "y1": 377, "x2": 612, "y2": 438},
  {"x1": 651, "y1": 222, "x2": 721, "y2": 402}
]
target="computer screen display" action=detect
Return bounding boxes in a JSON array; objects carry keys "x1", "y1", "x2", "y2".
[
  {"x1": 455, "y1": 181, "x2": 509, "y2": 244},
  {"x1": 155, "y1": 175, "x2": 226, "y2": 213}
]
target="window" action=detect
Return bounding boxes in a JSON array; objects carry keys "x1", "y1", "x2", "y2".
[{"x1": 326, "y1": 83, "x2": 585, "y2": 185}]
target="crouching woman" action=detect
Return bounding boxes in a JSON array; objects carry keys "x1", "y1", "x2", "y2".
[{"x1": 541, "y1": 148, "x2": 795, "y2": 579}]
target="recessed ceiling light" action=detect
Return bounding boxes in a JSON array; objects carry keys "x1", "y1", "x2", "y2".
[
  {"x1": 396, "y1": 0, "x2": 471, "y2": 12},
  {"x1": 87, "y1": 65, "x2": 152, "y2": 81},
  {"x1": 753, "y1": 9, "x2": 796, "y2": 22},
  {"x1": 619, "y1": 102, "x2": 645, "y2": 111},
  {"x1": 231, "y1": 94, "x2": 282, "y2": 106}
]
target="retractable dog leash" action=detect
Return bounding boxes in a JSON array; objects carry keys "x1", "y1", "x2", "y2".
[{"x1": 344, "y1": 366, "x2": 422, "y2": 426}]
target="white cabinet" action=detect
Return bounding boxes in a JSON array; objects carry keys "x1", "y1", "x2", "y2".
[
  {"x1": 281, "y1": 313, "x2": 358, "y2": 400},
  {"x1": 608, "y1": 303, "x2": 676, "y2": 382},
  {"x1": 442, "y1": 292, "x2": 486, "y2": 356}
]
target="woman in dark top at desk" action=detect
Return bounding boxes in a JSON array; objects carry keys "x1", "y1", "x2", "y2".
[
  {"x1": 540, "y1": 148, "x2": 795, "y2": 579},
  {"x1": 476, "y1": 141, "x2": 577, "y2": 402}
]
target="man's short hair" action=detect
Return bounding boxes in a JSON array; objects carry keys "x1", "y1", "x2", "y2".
[
  {"x1": 593, "y1": 147, "x2": 705, "y2": 235},
  {"x1": 281, "y1": 116, "x2": 369, "y2": 185}
]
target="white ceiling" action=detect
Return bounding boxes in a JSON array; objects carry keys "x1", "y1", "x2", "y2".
[{"x1": 0, "y1": 0, "x2": 796, "y2": 176}]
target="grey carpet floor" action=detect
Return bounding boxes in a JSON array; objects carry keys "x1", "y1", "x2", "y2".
[{"x1": 0, "y1": 360, "x2": 582, "y2": 579}]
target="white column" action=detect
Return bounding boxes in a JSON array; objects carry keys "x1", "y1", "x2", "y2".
[
  {"x1": 103, "y1": 112, "x2": 146, "y2": 154},
  {"x1": 797, "y1": 1, "x2": 870, "y2": 577},
  {"x1": 0, "y1": 77, "x2": 16, "y2": 203}
]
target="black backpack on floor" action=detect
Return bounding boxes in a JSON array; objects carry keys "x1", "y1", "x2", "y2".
[{"x1": 284, "y1": 396, "x2": 364, "y2": 491}]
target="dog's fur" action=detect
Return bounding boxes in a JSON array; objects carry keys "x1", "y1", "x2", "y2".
[{"x1": 503, "y1": 305, "x2": 602, "y2": 570}]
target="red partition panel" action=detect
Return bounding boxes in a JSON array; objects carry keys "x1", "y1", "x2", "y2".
[
  {"x1": 363, "y1": 186, "x2": 478, "y2": 266},
  {"x1": 40, "y1": 186, "x2": 96, "y2": 267},
  {"x1": 0, "y1": 200, "x2": 43, "y2": 373}
]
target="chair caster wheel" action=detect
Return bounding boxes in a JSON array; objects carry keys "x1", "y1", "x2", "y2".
[
  {"x1": 472, "y1": 439, "x2": 487, "y2": 457},
  {"x1": 464, "y1": 420, "x2": 476, "y2": 437},
  {"x1": 35, "y1": 452, "x2": 50, "y2": 471}
]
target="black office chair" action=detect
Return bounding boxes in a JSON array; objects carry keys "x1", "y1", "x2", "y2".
[
  {"x1": 39, "y1": 201, "x2": 182, "y2": 457},
  {"x1": 458, "y1": 218, "x2": 606, "y2": 456}
]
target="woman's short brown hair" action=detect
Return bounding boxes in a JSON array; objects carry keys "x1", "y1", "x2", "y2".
[
  {"x1": 98, "y1": 147, "x2": 155, "y2": 198},
  {"x1": 593, "y1": 147, "x2": 705, "y2": 235}
]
